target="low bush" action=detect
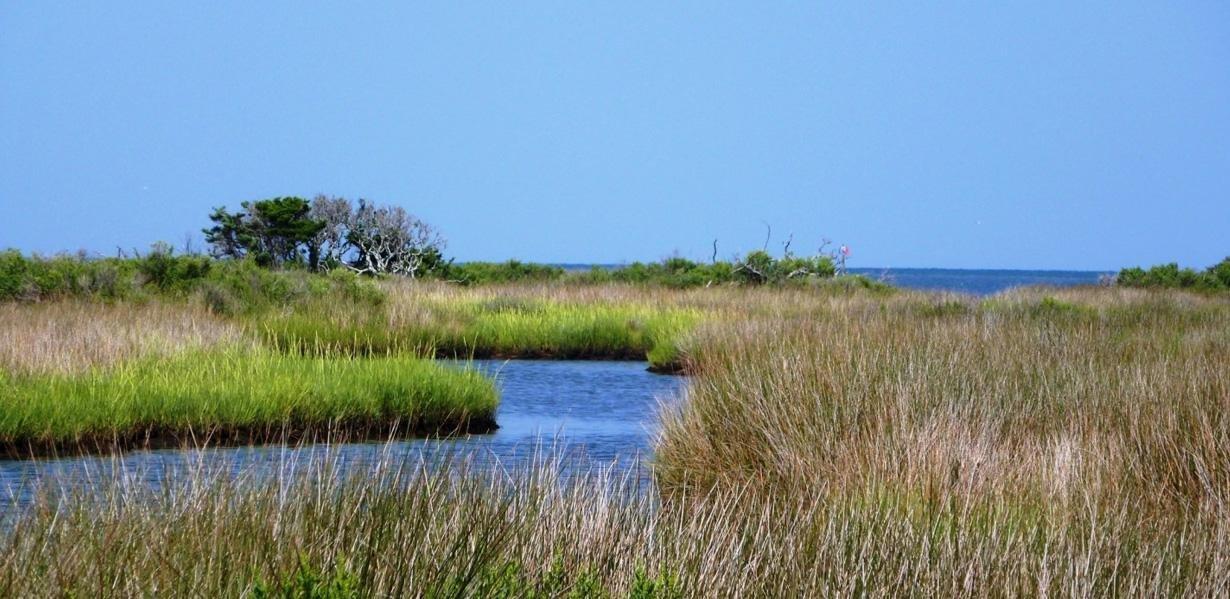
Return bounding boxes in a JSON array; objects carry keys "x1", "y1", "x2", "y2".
[
  {"x1": 0, "y1": 250, "x2": 99, "y2": 301},
  {"x1": 578, "y1": 258, "x2": 737, "y2": 288},
  {"x1": 574, "y1": 252, "x2": 847, "y2": 288},
  {"x1": 0, "y1": 248, "x2": 387, "y2": 310},
  {"x1": 445, "y1": 260, "x2": 566, "y2": 285},
  {"x1": 137, "y1": 244, "x2": 213, "y2": 292},
  {"x1": 1117, "y1": 257, "x2": 1229, "y2": 290}
]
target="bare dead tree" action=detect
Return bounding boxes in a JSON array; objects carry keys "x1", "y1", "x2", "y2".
[
  {"x1": 711, "y1": 239, "x2": 718, "y2": 264},
  {"x1": 308, "y1": 195, "x2": 354, "y2": 268},
  {"x1": 346, "y1": 200, "x2": 444, "y2": 279}
]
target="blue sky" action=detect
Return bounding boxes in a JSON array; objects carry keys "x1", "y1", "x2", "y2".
[{"x1": 2, "y1": 2, "x2": 1227, "y2": 270}]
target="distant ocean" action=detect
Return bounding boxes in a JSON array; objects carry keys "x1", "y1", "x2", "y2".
[
  {"x1": 846, "y1": 268, "x2": 1111, "y2": 296},
  {"x1": 553, "y1": 264, "x2": 1111, "y2": 297}
]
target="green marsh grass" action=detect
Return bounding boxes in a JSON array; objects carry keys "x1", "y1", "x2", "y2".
[
  {"x1": 259, "y1": 282, "x2": 704, "y2": 369},
  {"x1": 0, "y1": 349, "x2": 496, "y2": 457}
]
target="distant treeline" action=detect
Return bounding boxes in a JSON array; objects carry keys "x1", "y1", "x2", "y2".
[
  {"x1": 451, "y1": 254, "x2": 892, "y2": 290},
  {"x1": 1117, "y1": 258, "x2": 1230, "y2": 291},
  {"x1": 3, "y1": 194, "x2": 890, "y2": 301},
  {"x1": 0, "y1": 248, "x2": 890, "y2": 304}
]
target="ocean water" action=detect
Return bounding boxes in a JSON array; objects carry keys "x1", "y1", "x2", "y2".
[{"x1": 847, "y1": 267, "x2": 1109, "y2": 296}]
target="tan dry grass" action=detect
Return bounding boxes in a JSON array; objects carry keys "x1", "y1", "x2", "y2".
[
  {"x1": 655, "y1": 287, "x2": 1230, "y2": 521},
  {"x1": 0, "y1": 300, "x2": 244, "y2": 377},
  {"x1": 5, "y1": 445, "x2": 1230, "y2": 596}
]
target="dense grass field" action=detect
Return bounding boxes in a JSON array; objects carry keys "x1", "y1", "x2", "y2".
[
  {"x1": 0, "y1": 299, "x2": 498, "y2": 457},
  {"x1": 2, "y1": 279, "x2": 1229, "y2": 594},
  {"x1": 0, "y1": 350, "x2": 496, "y2": 457},
  {"x1": 4, "y1": 440, "x2": 1229, "y2": 597},
  {"x1": 259, "y1": 282, "x2": 705, "y2": 370}
]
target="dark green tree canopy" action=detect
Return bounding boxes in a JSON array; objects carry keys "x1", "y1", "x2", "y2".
[{"x1": 204, "y1": 197, "x2": 325, "y2": 268}]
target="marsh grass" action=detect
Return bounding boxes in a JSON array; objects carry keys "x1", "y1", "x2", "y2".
[
  {"x1": 2, "y1": 440, "x2": 1229, "y2": 596},
  {"x1": 0, "y1": 300, "x2": 243, "y2": 376},
  {"x1": 0, "y1": 281, "x2": 716, "y2": 459},
  {"x1": 4, "y1": 282, "x2": 1230, "y2": 594},
  {"x1": 259, "y1": 282, "x2": 704, "y2": 369},
  {"x1": 0, "y1": 350, "x2": 497, "y2": 458},
  {"x1": 655, "y1": 287, "x2": 1230, "y2": 552}
]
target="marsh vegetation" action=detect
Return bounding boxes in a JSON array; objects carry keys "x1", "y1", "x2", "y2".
[{"x1": 2, "y1": 244, "x2": 1229, "y2": 594}]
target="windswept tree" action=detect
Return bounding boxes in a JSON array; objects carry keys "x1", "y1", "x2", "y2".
[
  {"x1": 203, "y1": 197, "x2": 325, "y2": 268},
  {"x1": 202, "y1": 207, "x2": 250, "y2": 261}
]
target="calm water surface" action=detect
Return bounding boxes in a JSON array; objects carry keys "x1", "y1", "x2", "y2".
[
  {"x1": 848, "y1": 267, "x2": 1109, "y2": 296},
  {"x1": 0, "y1": 360, "x2": 683, "y2": 508}
]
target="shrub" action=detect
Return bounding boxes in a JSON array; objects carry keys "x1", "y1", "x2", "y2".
[
  {"x1": 570, "y1": 251, "x2": 843, "y2": 288},
  {"x1": 446, "y1": 260, "x2": 566, "y2": 285},
  {"x1": 0, "y1": 251, "x2": 107, "y2": 301},
  {"x1": 1030, "y1": 296, "x2": 1097, "y2": 320},
  {"x1": 576, "y1": 259, "x2": 739, "y2": 288},
  {"x1": 0, "y1": 250, "x2": 32, "y2": 300},
  {"x1": 734, "y1": 250, "x2": 836, "y2": 285},
  {"x1": 1209, "y1": 257, "x2": 1230, "y2": 288},
  {"x1": 1116, "y1": 259, "x2": 1228, "y2": 291},
  {"x1": 137, "y1": 243, "x2": 212, "y2": 292}
]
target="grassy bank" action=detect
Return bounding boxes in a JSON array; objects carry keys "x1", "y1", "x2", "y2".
[
  {"x1": 259, "y1": 283, "x2": 705, "y2": 370},
  {"x1": 0, "y1": 350, "x2": 496, "y2": 458},
  {"x1": 0, "y1": 277, "x2": 723, "y2": 457},
  {"x1": 0, "y1": 299, "x2": 496, "y2": 458},
  {"x1": 253, "y1": 278, "x2": 897, "y2": 371}
]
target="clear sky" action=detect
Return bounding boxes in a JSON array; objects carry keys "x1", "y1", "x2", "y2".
[{"x1": 2, "y1": 2, "x2": 1228, "y2": 270}]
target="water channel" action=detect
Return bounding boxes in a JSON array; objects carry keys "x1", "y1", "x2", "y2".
[{"x1": 0, "y1": 360, "x2": 685, "y2": 508}]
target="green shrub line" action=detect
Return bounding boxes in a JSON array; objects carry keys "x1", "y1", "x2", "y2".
[
  {"x1": 1117, "y1": 257, "x2": 1230, "y2": 291},
  {"x1": 0, "y1": 349, "x2": 498, "y2": 458},
  {"x1": 445, "y1": 260, "x2": 567, "y2": 285},
  {"x1": 0, "y1": 249, "x2": 390, "y2": 309},
  {"x1": 0, "y1": 248, "x2": 891, "y2": 303},
  {"x1": 450, "y1": 254, "x2": 895, "y2": 289}
]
